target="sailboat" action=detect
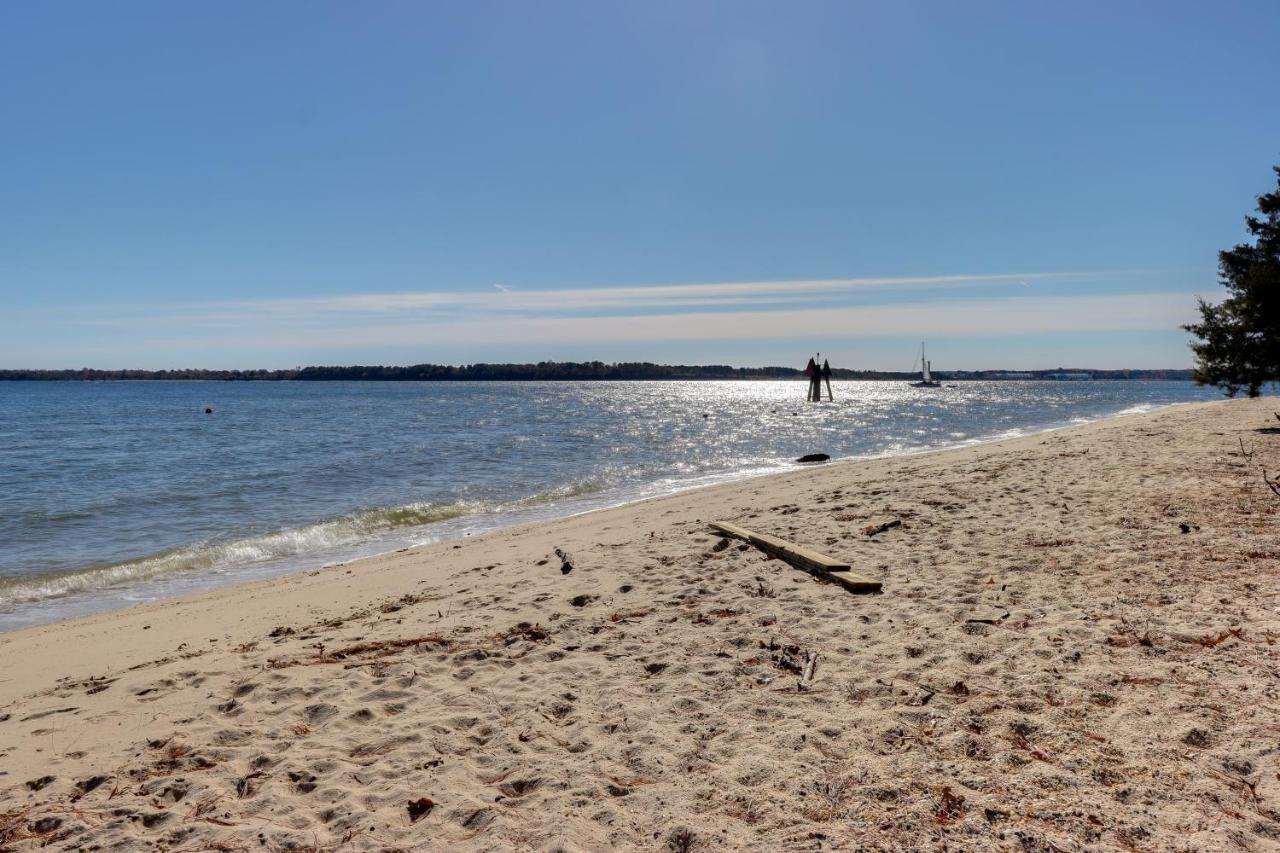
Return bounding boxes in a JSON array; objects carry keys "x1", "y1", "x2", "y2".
[{"x1": 909, "y1": 342, "x2": 942, "y2": 388}]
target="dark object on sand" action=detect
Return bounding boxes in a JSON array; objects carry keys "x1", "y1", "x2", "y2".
[
  {"x1": 407, "y1": 797, "x2": 434, "y2": 821},
  {"x1": 554, "y1": 547, "x2": 574, "y2": 574},
  {"x1": 25, "y1": 775, "x2": 55, "y2": 791},
  {"x1": 965, "y1": 608, "x2": 1010, "y2": 625},
  {"x1": 796, "y1": 453, "x2": 830, "y2": 463}
]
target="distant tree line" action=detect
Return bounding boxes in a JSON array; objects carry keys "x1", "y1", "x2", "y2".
[{"x1": 0, "y1": 362, "x2": 1195, "y2": 382}]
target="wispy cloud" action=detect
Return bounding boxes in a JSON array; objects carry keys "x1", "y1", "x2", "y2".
[
  {"x1": 222, "y1": 271, "x2": 1092, "y2": 318},
  {"x1": 6, "y1": 270, "x2": 1204, "y2": 365},
  {"x1": 101, "y1": 290, "x2": 1200, "y2": 352}
]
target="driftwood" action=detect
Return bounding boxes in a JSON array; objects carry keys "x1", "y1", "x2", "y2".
[
  {"x1": 1233, "y1": 430, "x2": 1278, "y2": 498},
  {"x1": 1265, "y1": 469, "x2": 1280, "y2": 499},
  {"x1": 799, "y1": 651, "x2": 819, "y2": 690},
  {"x1": 863, "y1": 518, "x2": 902, "y2": 537},
  {"x1": 709, "y1": 521, "x2": 881, "y2": 593},
  {"x1": 965, "y1": 608, "x2": 1010, "y2": 625}
]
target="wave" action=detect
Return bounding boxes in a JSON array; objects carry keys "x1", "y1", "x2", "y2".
[
  {"x1": 0, "y1": 475, "x2": 617, "y2": 608},
  {"x1": 1113, "y1": 403, "x2": 1158, "y2": 417},
  {"x1": 507, "y1": 478, "x2": 606, "y2": 508},
  {"x1": 0, "y1": 500, "x2": 477, "y2": 607}
]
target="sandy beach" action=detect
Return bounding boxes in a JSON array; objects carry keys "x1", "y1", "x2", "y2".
[{"x1": 2, "y1": 397, "x2": 1278, "y2": 851}]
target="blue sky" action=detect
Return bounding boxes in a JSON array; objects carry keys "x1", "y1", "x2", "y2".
[{"x1": 2, "y1": 1, "x2": 1278, "y2": 370}]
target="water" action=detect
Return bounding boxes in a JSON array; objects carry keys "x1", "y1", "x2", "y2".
[{"x1": 0, "y1": 379, "x2": 1219, "y2": 630}]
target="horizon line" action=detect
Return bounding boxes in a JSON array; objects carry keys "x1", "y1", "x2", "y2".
[{"x1": 0, "y1": 362, "x2": 1196, "y2": 375}]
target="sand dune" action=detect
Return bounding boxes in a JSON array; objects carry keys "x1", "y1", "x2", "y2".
[{"x1": 2, "y1": 398, "x2": 1279, "y2": 851}]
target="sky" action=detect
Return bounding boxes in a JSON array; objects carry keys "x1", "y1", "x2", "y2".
[{"x1": 2, "y1": 1, "x2": 1278, "y2": 371}]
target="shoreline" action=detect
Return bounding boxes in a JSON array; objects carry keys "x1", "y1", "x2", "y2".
[
  {"x1": 0, "y1": 396, "x2": 1183, "y2": 633},
  {"x1": 2, "y1": 397, "x2": 1278, "y2": 850}
]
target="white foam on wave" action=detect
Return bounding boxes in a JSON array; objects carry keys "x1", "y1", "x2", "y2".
[
  {"x1": 0, "y1": 473, "x2": 620, "y2": 611},
  {"x1": 0, "y1": 500, "x2": 479, "y2": 607}
]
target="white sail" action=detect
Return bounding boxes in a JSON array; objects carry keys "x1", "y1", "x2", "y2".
[{"x1": 921, "y1": 343, "x2": 931, "y2": 383}]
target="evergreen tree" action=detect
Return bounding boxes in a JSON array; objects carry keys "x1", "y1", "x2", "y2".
[{"x1": 1185, "y1": 166, "x2": 1280, "y2": 397}]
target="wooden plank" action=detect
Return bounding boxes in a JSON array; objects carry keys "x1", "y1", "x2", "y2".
[
  {"x1": 818, "y1": 569, "x2": 882, "y2": 594},
  {"x1": 709, "y1": 521, "x2": 882, "y2": 593},
  {"x1": 750, "y1": 531, "x2": 854, "y2": 574},
  {"x1": 710, "y1": 522, "x2": 850, "y2": 572},
  {"x1": 808, "y1": 563, "x2": 880, "y2": 591},
  {"x1": 709, "y1": 520, "x2": 755, "y2": 541}
]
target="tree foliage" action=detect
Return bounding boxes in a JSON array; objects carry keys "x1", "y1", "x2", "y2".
[{"x1": 1185, "y1": 166, "x2": 1280, "y2": 397}]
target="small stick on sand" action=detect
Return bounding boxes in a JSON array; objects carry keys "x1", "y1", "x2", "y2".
[
  {"x1": 863, "y1": 518, "x2": 902, "y2": 537},
  {"x1": 799, "y1": 651, "x2": 819, "y2": 690}
]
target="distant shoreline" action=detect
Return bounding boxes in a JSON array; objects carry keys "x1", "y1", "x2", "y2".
[{"x1": 0, "y1": 363, "x2": 1196, "y2": 382}]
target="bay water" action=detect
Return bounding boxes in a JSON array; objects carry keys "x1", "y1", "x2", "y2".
[{"x1": 0, "y1": 379, "x2": 1219, "y2": 630}]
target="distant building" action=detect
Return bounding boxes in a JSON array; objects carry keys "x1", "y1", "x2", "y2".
[
  {"x1": 991, "y1": 372, "x2": 1033, "y2": 380},
  {"x1": 1046, "y1": 372, "x2": 1092, "y2": 381}
]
